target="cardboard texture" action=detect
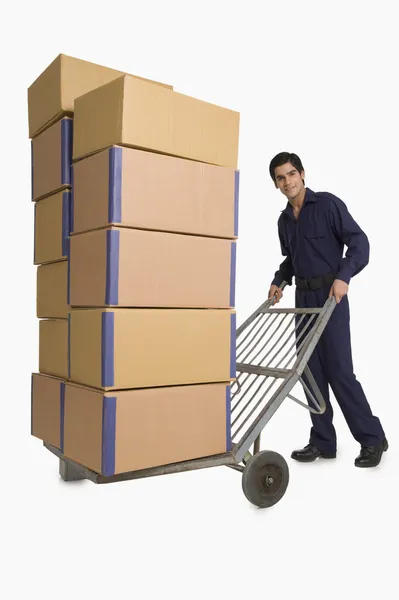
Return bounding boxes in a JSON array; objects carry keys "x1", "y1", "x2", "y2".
[
  {"x1": 69, "y1": 308, "x2": 236, "y2": 390},
  {"x1": 39, "y1": 319, "x2": 69, "y2": 379},
  {"x1": 69, "y1": 227, "x2": 236, "y2": 308},
  {"x1": 71, "y1": 146, "x2": 239, "y2": 238},
  {"x1": 31, "y1": 117, "x2": 73, "y2": 201},
  {"x1": 34, "y1": 190, "x2": 70, "y2": 264},
  {"x1": 73, "y1": 75, "x2": 240, "y2": 168},
  {"x1": 63, "y1": 381, "x2": 231, "y2": 475},
  {"x1": 37, "y1": 260, "x2": 68, "y2": 319},
  {"x1": 28, "y1": 53, "x2": 173, "y2": 138},
  {"x1": 31, "y1": 373, "x2": 64, "y2": 449}
]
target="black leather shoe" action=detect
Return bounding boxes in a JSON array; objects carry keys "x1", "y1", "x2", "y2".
[
  {"x1": 291, "y1": 444, "x2": 336, "y2": 463},
  {"x1": 354, "y1": 437, "x2": 389, "y2": 468}
]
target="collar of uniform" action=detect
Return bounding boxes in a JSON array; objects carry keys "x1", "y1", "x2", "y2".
[{"x1": 281, "y1": 187, "x2": 317, "y2": 219}]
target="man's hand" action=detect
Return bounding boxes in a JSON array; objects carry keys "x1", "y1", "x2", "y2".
[
  {"x1": 329, "y1": 279, "x2": 349, "y2": 303},
  {"x1": 268, "y1": 284, "x2": 283, "y2": 304}
]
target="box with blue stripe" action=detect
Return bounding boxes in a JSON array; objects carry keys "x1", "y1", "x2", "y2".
[
  {"x1": 34, "y1": 190, "x2": 71, "y2": 265},
  {"x1": 31, "y1": 117, "x2": 73, "y2": 202},
  {"x1": 69, "y1": 308, "x2": 236, "y2": 391},
  {"x1": 69, "y1": 227, "x2": 236, "y2": 309},
  {"x1": 63, "y1": 381, "x2": 232, "y2": 476},
  {"x1": 31, "y1": 373, "x2": 65, "y2": 452},
  {"x1": 71, "y1": 146, "x2": 239, "y2": 240}
]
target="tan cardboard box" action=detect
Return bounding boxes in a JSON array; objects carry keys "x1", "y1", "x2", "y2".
[
  {"x1": 31, "y1": 117, "x2": 72, "y2": 201},
  {"x1": 28, "y1": 53, "x2": 173, "y2": 138},
  {"x1": 39, "y1": 319, "x2": 69, "y2": 379},
  {"x1": 73, "y1": 75, "x2": 240, "y2": 168},
  {"x1": 34, "y1": 190, "x2": 70, "y2": 264},
  {"x1": 31, "y1": 373, "x2": 65, "y2": 450},
  {"x1": 37, "y1": 260, "x2": 68, "y2": 319},
  {"x1": 63, "y1": 381, "x2": 232, "y2": 476},
  {"x1": 71, "y1": 146, "x2": 239, "y2": 239},
  {"x1": 69, "y1": 227, "x2": 236, "y2": 309},
  {"x1": 69, "y1": 308, "x2": 236, "y2": 390}
]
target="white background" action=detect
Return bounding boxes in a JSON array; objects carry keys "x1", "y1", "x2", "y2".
[{"x1": 1, "y1": 0, "x2": 397, "y2": 598}]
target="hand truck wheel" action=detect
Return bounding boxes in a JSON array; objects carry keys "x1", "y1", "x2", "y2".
[{"x1": 242, "y1": 450, "x2": 289, "y2": 508}]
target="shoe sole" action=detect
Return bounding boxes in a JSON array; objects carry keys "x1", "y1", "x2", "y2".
[{"x1": 291, "y1": 453, "x2": 336, "y2": 463}]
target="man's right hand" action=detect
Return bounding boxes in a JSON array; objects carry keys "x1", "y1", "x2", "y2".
[{"x1": 268, "y1": 285, "x2": 283, "y2": 304}]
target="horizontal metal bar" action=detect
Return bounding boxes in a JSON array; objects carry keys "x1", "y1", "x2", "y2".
[
  {"x1": 44, "y1": 442, "x2": 236, "y2": 484},
  {"x1": 262, "y1": 308, "x2": 322, "y2": 314},
  {"x1": 236, "y1": 363, "x2": 291, "y2": 378}
]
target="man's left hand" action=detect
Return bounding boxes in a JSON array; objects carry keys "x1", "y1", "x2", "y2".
[{"x1": 329, "y1": 279, "x2": 349, "y2": 303}]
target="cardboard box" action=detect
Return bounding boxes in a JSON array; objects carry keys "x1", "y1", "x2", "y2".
[
  {"x1": 71, "y1": 146, "x2": 239, "y2": 238},
  {"x1": 28, "y1": 53, "x2": 173, "y2": 138},
  {"x1": 31, "y1": 373, "x2": 65, "y2": 450},
  {"x1": 69, "y1": 308, "x2": 236, "y2": 390},
  {"x1": 64, "y1": 381, "x2": 231, "y2": 475},
  {"x1": 68, "y1": 227, "x2": 236, "y2": 309},
  {"x1": 37, "y1": 260, "x2": 68, "y2": 319},
  {"x1": 34, "y1": 190, "x2": 70, "y2": 264},
  {"x1": 31, "y1": 117, "x2": 72, "y2": 201},
  {"x1": 39, "y1": 319, "x2": 69, "y2": 379},
  {"x1": 73, "y1": 75, "x2": 240, "y2": 168}
]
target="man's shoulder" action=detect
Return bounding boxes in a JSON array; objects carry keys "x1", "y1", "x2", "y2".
[{"x1": 313, "y1": 190, "x2": 345, "y2": 210}]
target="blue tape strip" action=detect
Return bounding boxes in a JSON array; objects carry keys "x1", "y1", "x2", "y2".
[
  {"x1": 101, "y1": 312, "x2": 115, "y2": 387},
  {"x1": 30, "y1": 374, "x2": 34, "y2": 435},
  {"x1": 70, "y1": 165, "x2": 75, "y2": 233},
  {"x1": 234, "y1": 170, "x2": 240, "y2": 237},
  {"x1": 102, "y1": 395, "x2": 117, "y2": 476},
  {"x1": 33, "y1": 202, "x2": 37, "y2": 263},
  {"x1": 60, "y1": 382, "x2": 65, "y2": 453},
  {"x1": 108, "y1": 147, "x2": 122, "y2": 223},
  {"x1": 230, "y1": 242, "x2": 236, "y2": 307},
  {"x1": 230, "y1": 313, "x2": 236, "y2": 378},
  {"x1": 61, "y1": 118, "x2": 73, "y2": 185},
  {"x1": 67, "y1": 240, "x2": 71, "y2": 305},
  {"x1": 62, "y1": 191, "x2": 71, "y2": 257},
  {"x1": 31, "y1": 141, "x2": 34, "y2": 200},
  {"x1": 67, "y1": 314, "x2": 71, "y2": 379},
  {"x1": 105, "y1": 229, "x2": 120, "y2": 305},
  {"x1": 225, "y1": 385, "x2": 232, "y2": 451}
]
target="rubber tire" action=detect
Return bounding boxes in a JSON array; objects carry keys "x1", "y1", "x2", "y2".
[{"x1": 242, "y1": 450, "x2": 289, "y2": 508}]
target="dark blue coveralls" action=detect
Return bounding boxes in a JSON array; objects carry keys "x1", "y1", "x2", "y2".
[{"x1": 271, "y1": 187, "x2": 385, "y2": 453}]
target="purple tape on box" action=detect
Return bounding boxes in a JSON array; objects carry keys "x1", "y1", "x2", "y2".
[
  {"x1": 230, "y1": 313, "x2": 236, "y2": 378},
  {"x1": 105, "y1": 229, "x2": 120, "y2": 305},
  {"x1": 225, "y1": 385, "x2": 232, "y2": 451},
  {"x1": 101, "y1": 312, "x2": 115, "y2": 388},
  {"x1": 109, "y1": 147, "x2": 122, "y2": 223},
  {"x1": 60, "y1": 382, "x2": 65, "y2": 453},
  {"x1": 61, "y1": 118, "x2": 73, "y2": 186},
  {"x1": 234, "y1": 170, "x2": 240, "y2": 237},
  {"x1": 102, "y1": 396, "x2": 117, "y2": 476}
]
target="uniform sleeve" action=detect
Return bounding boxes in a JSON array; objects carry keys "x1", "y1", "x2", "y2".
[
  {"x1": 271, "y1": 219, "x2": 294, "y2": 287},
  {"x1": 328, "y1": 196, "x2": 370, "y2": 284}
]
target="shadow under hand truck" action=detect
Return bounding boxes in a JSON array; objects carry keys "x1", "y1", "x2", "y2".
[{"x1": 44, "y1": 281, "x2": 336, "y2": 509}]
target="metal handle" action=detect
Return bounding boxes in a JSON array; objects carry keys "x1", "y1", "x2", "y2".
[{"x1": 268, "y1": 280, "x2": 288, "y2": 307}]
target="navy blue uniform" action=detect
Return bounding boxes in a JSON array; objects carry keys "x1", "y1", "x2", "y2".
[{"x1": 272, "y1": 187, "x2": 385, "y2": 452}]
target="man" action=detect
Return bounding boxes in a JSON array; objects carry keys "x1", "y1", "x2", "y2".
[{"x1": 268, "y1": 151, "x2": 387, "y2": 467}]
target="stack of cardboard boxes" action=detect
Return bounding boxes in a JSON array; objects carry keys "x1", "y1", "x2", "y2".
[{"x1": 30, "y1": 54, "x2": 240, "y2": 477}]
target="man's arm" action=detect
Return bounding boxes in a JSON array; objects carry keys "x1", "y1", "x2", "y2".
[
  {"x1": 271, "y1": 220, "x2": 294, "y2": 288},
  {"x1": 328, "y1": 196, "x2": 370, "y2": 285}
]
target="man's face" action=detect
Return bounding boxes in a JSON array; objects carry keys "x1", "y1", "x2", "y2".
[{"x1": 274, "y1": 162, "x2": 305, "y2": 201}]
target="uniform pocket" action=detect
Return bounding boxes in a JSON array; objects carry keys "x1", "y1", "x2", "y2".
[{"x1": 303, "y1": 224, "x2": 326, "y2": 239}]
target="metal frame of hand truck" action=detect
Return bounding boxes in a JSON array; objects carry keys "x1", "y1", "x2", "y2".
[{"x1": 43, "y1": 281, "x2": 336, "y2": 508}]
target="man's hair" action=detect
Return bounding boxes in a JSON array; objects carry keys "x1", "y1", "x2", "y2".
[{"x1": 269, "y1": 152, "x2": 305, "y2": 185}]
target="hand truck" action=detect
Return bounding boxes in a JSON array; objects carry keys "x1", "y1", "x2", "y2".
[{"x1": 43, "y1": 281, "x2": 336, "y2": 508}]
